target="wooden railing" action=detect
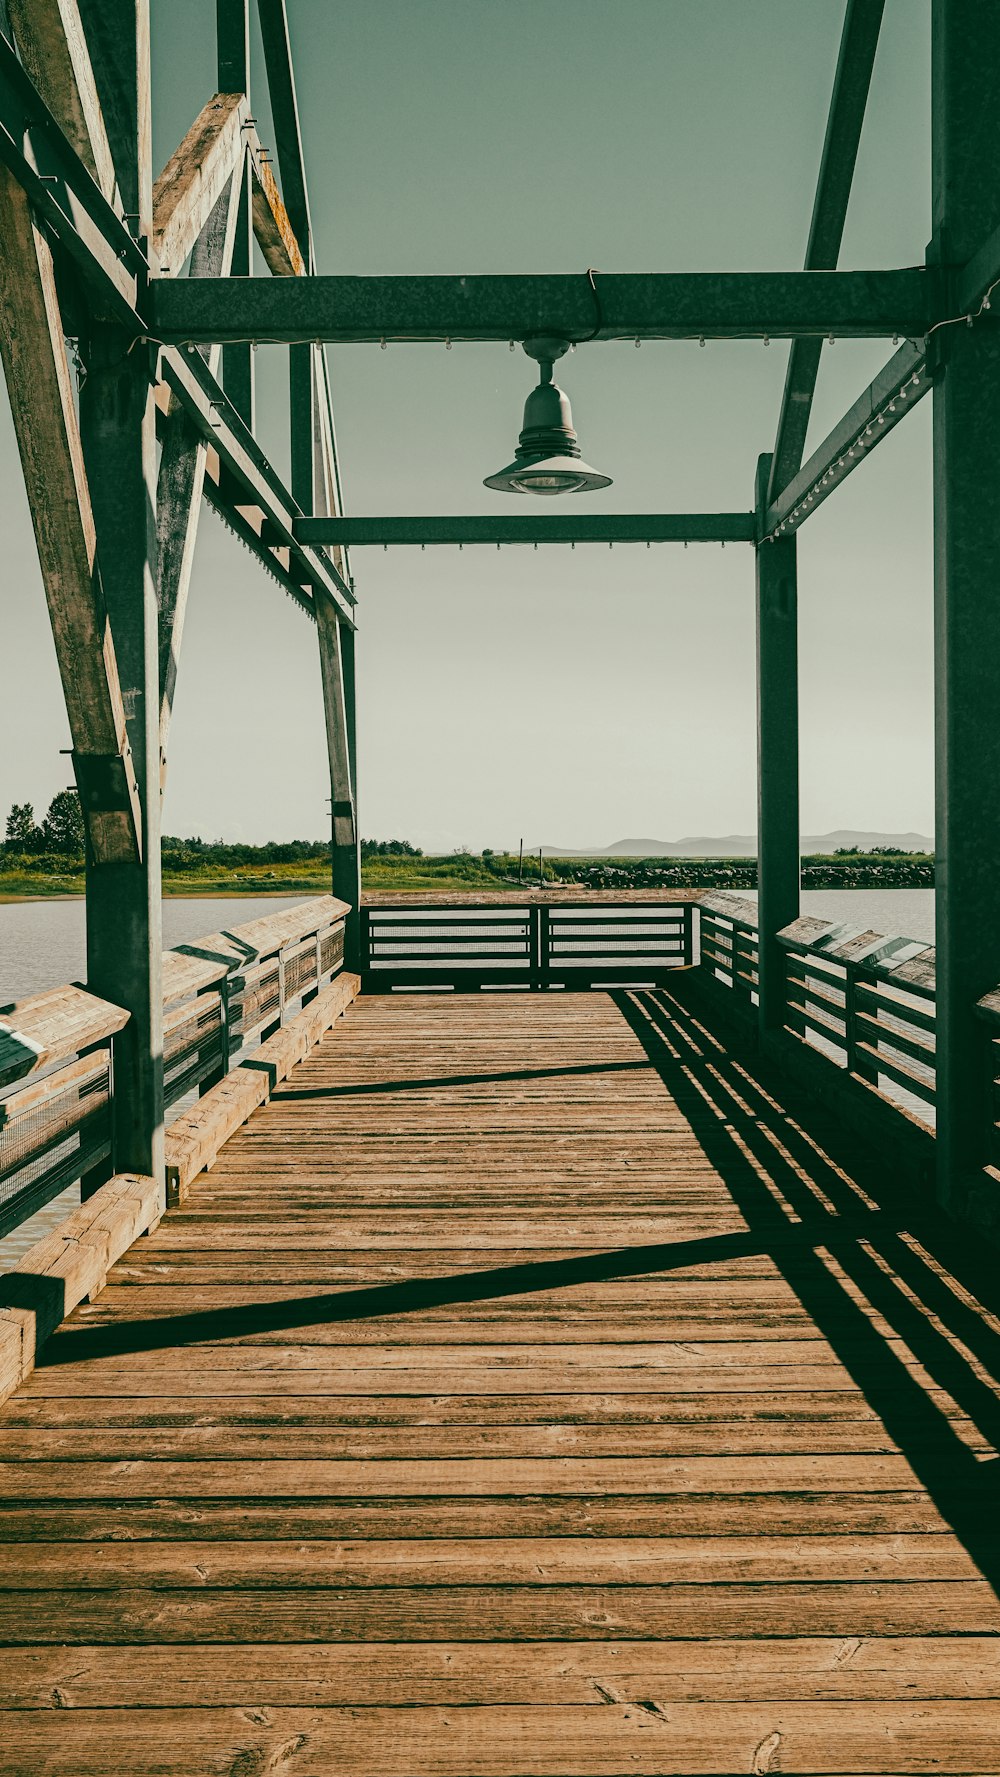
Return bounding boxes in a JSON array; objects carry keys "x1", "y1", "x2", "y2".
[
  {"x1": 0, "y1": 896, "x2": 348, "y2": 1240},
  {"x1": 362, "y1": 896, "x2": 696, "y2": 990},
  {"x1": 696, "y1": 890, "x2": 937, "y2": 1127}
]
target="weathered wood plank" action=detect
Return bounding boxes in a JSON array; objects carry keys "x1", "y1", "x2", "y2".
[
  {"x1": 0, "y1": 985, "x2": 128, "y2": 1087},
  {"x1": 5, "y1": 1638, "x2": 1000, "y2": 1708},
  {"x1": 0, "y1": 1173, "x2": 161, "y2": 1402},
  {"x1": 6, "y1": 0, "x2": 117, "y2": 201},
  {"x1": 0, "y1": 168, "x2": 140, "y2": 862},
  {"x1": 151, "y1": 91, "x2": 245, "y2": 273},
  {"x1": 156, "y1": 167, "x2": 241, "y2": 755},
  {"x1": 2, "y1": 1699, "x2": 1000, "y2": 1775}
]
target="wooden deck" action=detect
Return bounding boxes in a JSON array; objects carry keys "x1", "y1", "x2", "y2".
[{"x1": 1, "y1": 986, "x2": 999, "y2": 1772}]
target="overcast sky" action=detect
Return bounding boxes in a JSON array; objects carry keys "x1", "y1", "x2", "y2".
[{"x1": 0, "y1": 0, "x2": 933, "y2": 851}]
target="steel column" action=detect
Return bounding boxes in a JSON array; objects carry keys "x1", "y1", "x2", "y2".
[
  {"x1": 80, "y1": 329, "x2": 164, "y2": 1183},
  {"x1": 755, "y1": 455, "x2": 799, "y2": 1036},
  {"x1": 931, "y1": 0, "x2": 1000, "y2": 1214},
  {"x1": 77, "y1": 0, "x2": 162, "y2": 1186}
]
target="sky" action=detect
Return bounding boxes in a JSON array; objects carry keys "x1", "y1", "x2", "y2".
[{"x1": 0, "y1": 0, "x2": 934, "y2": 852}]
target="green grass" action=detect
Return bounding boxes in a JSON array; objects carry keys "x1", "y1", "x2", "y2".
[{"x1": 0, "y1": 848, "x2": 936, "y2": 901}]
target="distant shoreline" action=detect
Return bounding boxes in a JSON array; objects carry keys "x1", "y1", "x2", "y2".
[{"x1": 0, "y1": 852, "x2": 935, "y2": 903}]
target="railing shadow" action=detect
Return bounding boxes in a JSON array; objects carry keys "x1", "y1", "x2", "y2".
[
  {"x1": 616, "y1": 984, "x2": 1000, "y2": 1590},
  {"x1": 36, "y1": 979, "x2": 1000, "y2": 1592}
]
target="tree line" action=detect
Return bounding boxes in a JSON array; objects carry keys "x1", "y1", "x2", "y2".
[{"x1": 1, "y1": 797, "x2": 423, "y2": 867}]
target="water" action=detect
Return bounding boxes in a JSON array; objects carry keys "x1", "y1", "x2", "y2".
[
  {"x1": 0, "y1": 895, "x2": 306, "y2": 1003},
  {"x1": 783, "y1": 888, "x2": 933, "y2": 945}
]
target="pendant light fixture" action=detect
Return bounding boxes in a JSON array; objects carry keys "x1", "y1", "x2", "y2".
[{"x1": 484, "y1": 335, "x2": 612, "y2": 495}]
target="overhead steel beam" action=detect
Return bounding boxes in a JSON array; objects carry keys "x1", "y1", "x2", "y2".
[
  {"x1": 762, "y1": 341, "x2": 929, "y2": 539},
  {"x1": 768, "y1": 0, "x2": 885, "y2": 502},
  {"x1": 148, "y1": 269, "x2": 940, "y2": 345},
  {"x1": 160, "y1": 342, "x2": 356, "y2": 624},
  {"x1": 294, "y1": 514, "x2": 756, "y2": 547}
]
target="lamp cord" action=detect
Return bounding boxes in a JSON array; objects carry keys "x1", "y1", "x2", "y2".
[{"x1": 574, "y1": 268, "x2": 604, "y2": 345}]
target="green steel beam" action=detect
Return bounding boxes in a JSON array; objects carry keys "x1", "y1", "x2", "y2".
[
  {"x1": 768, "y1": 0, "x2": 885, "y2": 502},
  {"x1": 148, "y1": 269, "x2": 941, "y2": 345},
  {"x1": 160, "y1": 344, "x2": 355, "y2": 624},
  {"x1": 255, "y1": 0, "x2": 312, "y2": 261},
  {"x1": 755, "y1": 454, "x2": 799, "y2": 1037},
  {"x1": 293, "y1": 514, "x2": 756, "y2": 547},
  {"x1": 762, "y1": 341, "x2": 929, "y2": 539},
  {"x1": 931, "y1": 0, "x2": 1000, "y2": 1215}
]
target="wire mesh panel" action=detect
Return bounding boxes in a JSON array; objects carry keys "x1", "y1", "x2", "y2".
[
  {"x1": 228, "y1": 961, "x2": 282, "y2": 1048},
  {"x1": 163, "y1": 994, "x2": 226, "y2": 1109},
  {"x1": 283, "y1": 936, "x2": 319, "y2": 1002},
  {"x1": 0, "y1": 1055, "x2": 113, "y2": 1238}
]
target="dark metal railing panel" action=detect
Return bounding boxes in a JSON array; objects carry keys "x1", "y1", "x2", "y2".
[
  {"x1": 0, "y1": 1055, "x2": 113, "y2": 1239},
  {"x1": 363, "y1": 902, "x2": 696, "y2": 990}
]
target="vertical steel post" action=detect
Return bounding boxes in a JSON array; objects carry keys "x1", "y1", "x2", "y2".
[
  {"x1": 755, "y1": 454, "x2": 800, "y2": 1038},
  {"x1": 78, "y1": 0, "x2": 162, "y2": 1185},
  {"x1": 931, "y1": 0, "x2": 1000, "y2": 1213},
  {"x1": 216, "y1": 0, "x2": 250, "y2": 93}
]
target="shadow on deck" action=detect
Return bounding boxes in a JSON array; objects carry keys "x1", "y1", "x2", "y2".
[{"x1": 1, "y1": 983, "x2": 999, "y2": 1772}]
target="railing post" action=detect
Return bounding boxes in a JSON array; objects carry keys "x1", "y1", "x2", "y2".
[
  {"x1": 528, "y1": 904, "x2": 541, "y2": 990},
  {"x1": 844, "y1": 964, "x2": 877, "y2": 1085},
  {"x1": 931, "y1": 0, "x2": 1000, "y2": 1214},
  {"x1": 538, "y1": 905, "x2": 551, "y2": 991},
  {"x1": 755, "y1": 454, "x2": 799, "y2": 1040},
  {"x1": 682, "y1": 903, "x2": 695, "y2": 968}
]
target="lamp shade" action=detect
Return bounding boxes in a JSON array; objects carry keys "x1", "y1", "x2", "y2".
[{"x1": 484, "y1": 343, "x2": 612, "y2": 495}]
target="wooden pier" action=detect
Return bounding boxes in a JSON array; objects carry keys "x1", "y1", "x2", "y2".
[
  {"x1": 2, "y1": 973, "x2": 1000, "y2": 1771},
  {"x1": 5, "y1": 0, "x2": 1000, "y2": 1768}
]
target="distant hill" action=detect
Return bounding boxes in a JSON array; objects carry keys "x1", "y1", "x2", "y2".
[{"x1": 532, "y1": 831, "x2": 934, "y2": 858}]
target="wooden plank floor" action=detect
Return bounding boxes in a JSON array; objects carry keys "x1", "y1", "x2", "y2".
[{"x1": 1, "y1": 986, "x2": 1000, "y2": 1773}]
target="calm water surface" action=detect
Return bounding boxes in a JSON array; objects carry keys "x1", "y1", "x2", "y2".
[{"x1": 0, "y1": 895, "x2": 306, "y2": 1002}]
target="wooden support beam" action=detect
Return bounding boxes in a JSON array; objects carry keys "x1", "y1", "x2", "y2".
[
  {"x1": 156, "y1": 172, "x2": 242, "y2": 763},
  {"x1": 249, "y1": 143, "x2": 305, "y2": 276},
  {"x1": 6, "y1": 0, "x2": 117, "y2": 202},
  {"x1": 0, "y1": 34, "x2": 143, "y2": 326},
  {"x1": 767, "y1": 0, "x2": 886, "y2": 502},
  {"x1": 149, "y1": 268, "x2": 941, "y2": 345},
  {"x1": 151, "y1": 91, "x2": 245, "y2": 273},
  {"x1": 0, "y1": 167, "x2": 141, "y2": 863},
  {"x1": 296, "y1": 514, "x2": 757, "y2": 547},
  {"x1": 255, "y1": 0, "x2": 311, "y2": 260},
  {"x1": 931, "y1": 0, "x2": 1000, "y2": 1217},
  {"x1": 755, "y1": 455, "x2": 799, "y2": 1037}
]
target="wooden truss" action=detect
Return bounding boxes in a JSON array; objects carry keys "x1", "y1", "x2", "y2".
[{"x1": 1, "y1": 0, "x2": 999, "y2": 1212}]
